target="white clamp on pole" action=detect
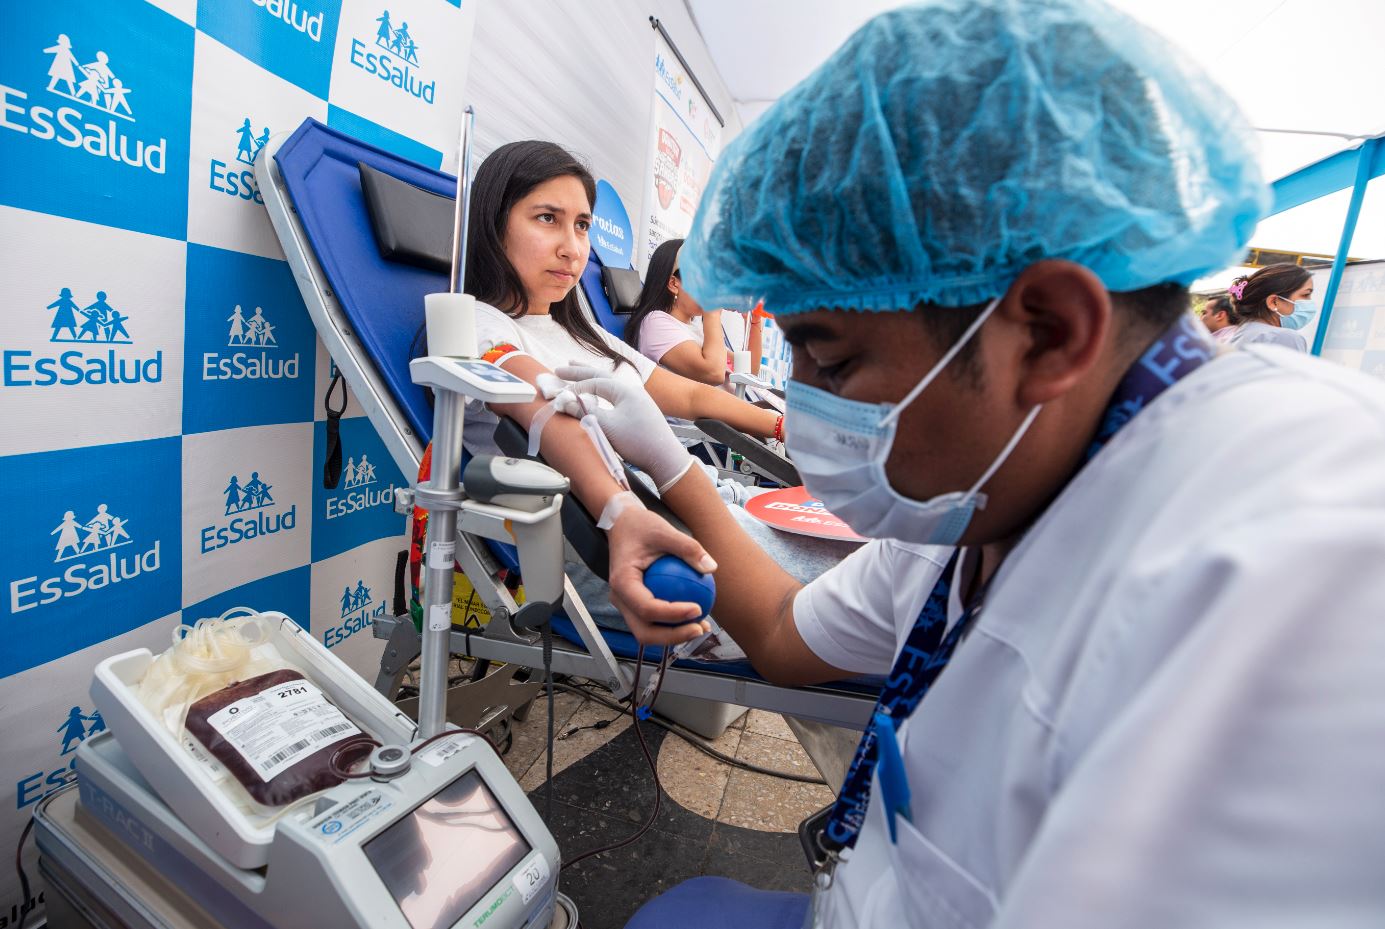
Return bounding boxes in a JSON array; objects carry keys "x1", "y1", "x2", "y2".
[{"x1": 416, "y1": 106, "x2": 478, "y2": 740}]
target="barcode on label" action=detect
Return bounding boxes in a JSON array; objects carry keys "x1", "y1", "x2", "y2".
[{"x1": 260, "y1": 722, "x2": 355, "y2": 771}]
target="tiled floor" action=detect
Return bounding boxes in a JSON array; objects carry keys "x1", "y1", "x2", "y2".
[{"x1": 501, "y1": 694, "x2": 836, "y2": 929}]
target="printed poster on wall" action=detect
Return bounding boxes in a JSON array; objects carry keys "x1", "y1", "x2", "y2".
[{"x1": 637, "y1": 30, "x2": 722, "y2": 272}]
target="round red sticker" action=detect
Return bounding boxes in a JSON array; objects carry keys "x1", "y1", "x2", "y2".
[{"x1": 744, "y1": 486, "x2": 865, "y2": 543}]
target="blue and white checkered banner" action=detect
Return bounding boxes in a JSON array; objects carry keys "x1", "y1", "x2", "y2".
[{"x1": 0, "y1": 0, "x2": 476, "y2": 919}]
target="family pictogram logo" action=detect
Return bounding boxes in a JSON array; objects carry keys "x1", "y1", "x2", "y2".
[
  {"x1": 57, "y1": 705, "x2": 107, "y2": 755},
  {"x1": 45, "y1": 288, "x2": 131, "y2": 344},
  {"x1": 348, "y1": 10, "x2": 436, "y2": 104},
  {"x1": 373, "y1": 11, "x2": 419, "y2": 64},
  {"x1": 228, "y1": 305, "x2": 278, "y2": 347},
  {"x1": 44, "y1": 35, "x2": 133, "y2": 120},
  {"x1": 340, "y1": 579, "x2": 373, "y2": 618},
  {"x1": 223, "y1": 471, "x2": 275, "y2": 515},
  {"x1": 201, "y1": 468, "x2": 298, "y2": 553},
  {"x1": 343, "y1": 454, "x2": 377, "y2": 488},
  {"x1": 51, "y1": 505, "x2": 132, "y2": 563},
  {"x1": 234, "y1": 118, "x2": 270, "y2": 166},
  {"x1": 0, "y1": 33, "x2": 168, "y2": 173}
]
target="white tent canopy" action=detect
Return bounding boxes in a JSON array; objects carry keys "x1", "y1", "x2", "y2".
[{"x1": 686, "y1": 0, "x2": 1385, "y2": 260}]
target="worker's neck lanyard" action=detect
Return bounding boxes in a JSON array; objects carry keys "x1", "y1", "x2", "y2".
[{"x1": 819, "y1": 313, "x2": 1216, "y2": 854}]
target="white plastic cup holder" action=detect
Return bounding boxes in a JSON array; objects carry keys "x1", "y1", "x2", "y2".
[
  {"x1": 732, "y1": 350, "x2": 752, "y2": 374},
  {"x1": 425, "y1": 292, "x2": 478, "y2": 358}
]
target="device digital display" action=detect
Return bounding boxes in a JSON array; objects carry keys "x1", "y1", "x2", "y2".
[
  {"x1": 450, "y1": 359, "x2": 526, "y2": 383},
  {"x1": 364, "y1": 770, "x2": 531, "y2": 929}
]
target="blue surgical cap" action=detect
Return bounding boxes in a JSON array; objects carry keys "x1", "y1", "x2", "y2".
[{"x1": 682, "y1": 0, "x2": 1271, "y2": 314}]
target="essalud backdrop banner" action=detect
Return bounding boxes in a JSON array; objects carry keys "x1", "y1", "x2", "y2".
[{"x1": 0, "y1": 0, "x2": 476, "y2": 923}]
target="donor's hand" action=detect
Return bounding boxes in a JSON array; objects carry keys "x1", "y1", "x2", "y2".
[{"x1": 606, "y1": 505, "x2": 716, "y2": 646}]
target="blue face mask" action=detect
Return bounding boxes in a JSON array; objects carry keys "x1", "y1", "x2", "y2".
[
  {"x1": 783, "y1": 298, "x2": 1041, "y2": 546},
  {"x1": 1279, "y1": 297, "x2": 1318, "y2": 331}
]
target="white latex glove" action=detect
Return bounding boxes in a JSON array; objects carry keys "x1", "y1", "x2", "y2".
[{"x1": 553, "y1": 364, "x2": 695, "y2": 493}]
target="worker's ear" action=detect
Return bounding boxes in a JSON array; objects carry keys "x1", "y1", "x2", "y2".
[{"x1": 993, "y1": 261, "x2": 1111, "y2": 408}]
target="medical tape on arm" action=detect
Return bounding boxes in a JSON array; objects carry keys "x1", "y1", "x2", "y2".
[
  {"x1": 521, "y1": 369, "x2": 573, "y2": 457},
  {"x1": 580, "y1": 410, "x2": 650, "y2": 529},
  {"x1": 525, "y1": 379, "x2": 586, "y2": 456}
]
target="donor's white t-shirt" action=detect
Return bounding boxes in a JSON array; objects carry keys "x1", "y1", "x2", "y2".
[{"x1": 465, "y1": 301, "x2": 655, "y2": 456}]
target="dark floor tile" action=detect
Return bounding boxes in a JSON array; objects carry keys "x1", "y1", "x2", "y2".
[
  {"x1": 699, "y1": 843, "x2": 814, "y2": 895},
  {"x1": 528, "y1": 722, "x2": 716, "y2": 843},
  {"x1": 544, "y1": 799, "x2": 703, "y2": 929}
]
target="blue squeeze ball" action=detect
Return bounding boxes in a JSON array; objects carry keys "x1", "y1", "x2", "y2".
[{"x1": 643, "y1": 555, "x2": 716, "y2": 626}]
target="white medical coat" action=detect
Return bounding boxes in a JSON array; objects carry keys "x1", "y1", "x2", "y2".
[{"x1": 793, "y1": 346, "x2": 1385, "y2": 928}]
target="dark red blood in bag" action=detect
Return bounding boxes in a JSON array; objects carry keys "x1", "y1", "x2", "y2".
[{"x1": 186, "y1": 669, "x2": 374, "y2": 807}]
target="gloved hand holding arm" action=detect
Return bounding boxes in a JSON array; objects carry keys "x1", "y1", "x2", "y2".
[
  {"x1": 552, "y1": 366, "x2": 845, "y2": 683},
  {"x1": 551, "y1": 364, "x2": 697, "y2": 493}
]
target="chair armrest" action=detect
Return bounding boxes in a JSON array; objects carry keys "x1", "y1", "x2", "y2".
[
  {"x1": 494, "y1": 418, "x2": 610, "y2": 580},
  {"x1": 692, "y1": 418, "x2": 801, "y2": 487}
]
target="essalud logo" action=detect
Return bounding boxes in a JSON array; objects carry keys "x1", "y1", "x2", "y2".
[
  {"x1": 325, "y1": 452, "x2": 397, "y2": 520},
  {"x1": 9, "y1": 504, "x2": 162, "y2": 615},
  {"x1": 0, "y1": 33, "x2": 167, "y2": 173},
  {"x1": 209, "y1": 117, "x2": 270, "y2": 203},
  {"x1": 15, "y1": 704, "x2": 107, "y2": 811},
  {"x1": 4, "y1": 286, "x2": 163, "y2": 388},
  {"x1": 655, "y1": 51, "x2": 684, "y2": 100},
  {"x1": 348, "y1": 10, "x2": 436, "y2": 104},
  {"x1": 202, "y1": 303, "x2": 301, "y2": 382},
  {"x1": 324, "y1": 577, "x2": 385, "y2": 648},
  {"x1": 200, "y1": 469, "x2": 298, "y2": 553}
]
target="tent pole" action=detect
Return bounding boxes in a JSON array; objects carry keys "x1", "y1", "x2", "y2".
[{"x1": 1312, "y1": 137, "x2": 1382, "y2": 356}]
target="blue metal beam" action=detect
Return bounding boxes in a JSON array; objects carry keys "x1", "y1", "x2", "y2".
[
  {"x1": 1310, "y1": 137, "x2": 1383, "y2": 356},
  {"x1": 1270, "y1": 139, "x2": 1385, "y2": 217}
]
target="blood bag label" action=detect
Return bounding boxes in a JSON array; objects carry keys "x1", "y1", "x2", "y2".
[
  {"x1": 205, "y1": 678, "x2": 362, "y2": 782},
  {"x1": 513, "y1": 853, "x2": 550, "y2": 905}
]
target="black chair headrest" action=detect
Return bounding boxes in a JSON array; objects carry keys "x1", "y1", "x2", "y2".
[
  {"x1": 358, "y1": 161, "x2": 454, "y2": 274},
  {"x1": 601, "y1": 266, "x2": 643, "y2": 315}
]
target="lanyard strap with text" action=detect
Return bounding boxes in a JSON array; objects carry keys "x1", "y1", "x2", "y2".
[{"x1": 820, "y1": 312, "x2": 1216, "y2": 852}]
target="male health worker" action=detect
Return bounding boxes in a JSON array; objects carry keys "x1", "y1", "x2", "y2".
[{"x1": 580, "y1": 0, "x2": 1385, "y2": 926}]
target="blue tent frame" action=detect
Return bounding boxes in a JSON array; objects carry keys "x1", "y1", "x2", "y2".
[{"x1": 1266, "y1": 136, "x2": 1385, "y2": 355}]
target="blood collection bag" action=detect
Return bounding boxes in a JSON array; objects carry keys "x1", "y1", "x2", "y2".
[
  {"x1": 185, "y1": 668, "x2": 374, "y2": 806},
  {"x1": 136, "y1": 608, "x2": 373, "y2": 809}
]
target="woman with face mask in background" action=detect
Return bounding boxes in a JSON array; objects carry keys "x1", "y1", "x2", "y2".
[{"x1": 1223, "y1": 262, "x2": 1316, "y2": 351}]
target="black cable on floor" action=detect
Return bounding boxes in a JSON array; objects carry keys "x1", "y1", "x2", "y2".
[
  {"x1": 551, "y1": 679, "x2": 827, "y2": 785},
  {"x1": 560, "y1": 647, "x2": 663, "y2": 871}
]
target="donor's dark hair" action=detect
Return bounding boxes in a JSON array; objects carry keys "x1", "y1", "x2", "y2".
[{"x1": 624, "y1": 237, "x2": 683, "y2": 349}]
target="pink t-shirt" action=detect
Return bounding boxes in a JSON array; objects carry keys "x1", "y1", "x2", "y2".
[
  {"x1": 638, "y1": 311, "x2": 706, "y2": 363},
  {"x1": 638, "y1": 310, "x2": 736, "y2": 389}
]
